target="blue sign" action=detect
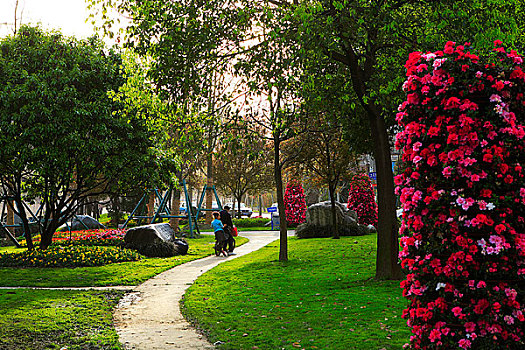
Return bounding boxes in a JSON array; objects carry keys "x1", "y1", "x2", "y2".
[
  {"x1": 369, "y1": 172, "x2": 377, "y2": 180},
  {"x1": 267, "y1": 207, "x2": 277, "y2": 213}
]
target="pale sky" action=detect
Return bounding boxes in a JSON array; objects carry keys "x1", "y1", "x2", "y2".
[{"x1": 0, "y1": 0, "x2": 97, "y2": 39}]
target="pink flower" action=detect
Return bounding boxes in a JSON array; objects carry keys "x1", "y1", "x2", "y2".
[
  {"x1": 465, "y1": 322, "x2": 476, "y2": 332},
  {"x1": 429, "y1": 329, "x2": 442, "y2": 342},
  {"x1": 459, "y1": 339, "x2": 471, "y2": 349}
]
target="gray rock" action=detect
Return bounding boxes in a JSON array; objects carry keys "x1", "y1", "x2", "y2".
[
  {"x1": 296, "y1": 201, "x2": 367, "y2": 238},
  {"x1": 57, "y1": 215, "x2": 105, "y2": 232},
  {"x1": 305, "y1": 201, "x2": 358, "y2": 228},
  {"x1": 124, "y1": 223, "x2": 188, "y2": 257},
  {"x1": 124, "y1": 223, "x2": 176, "y2": 246}
]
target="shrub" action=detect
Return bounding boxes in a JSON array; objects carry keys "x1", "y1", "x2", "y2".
[
  {"x1": 295, "y1": 224, "x2": 368, "y2": 238},
  {"x1": 284, "y1": 180, "x2": 307, "y2": 226},
  {"x1": 347, "y1": 173, "x2": 378, "y2": 228},
  {"x1": 233, "y1": 217, "x2": 270, "y2": 227},
  {"x1": 397, "y1": 41, "x2": 524, "y2": 349},
  {"x1": 0, "y1": 245, "x2": 141, "y2": 268}
]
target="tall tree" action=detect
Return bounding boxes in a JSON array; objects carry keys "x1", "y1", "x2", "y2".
[
  {"x1": 0, "y1": 26, "x2": 155, "y2": 249},
  {"x1": 234, "y1": 3, "x2": 307, "y2": 261},
  {"x1": 272, "y1": 0, "x2": 522, "y2": 278},
  {"x1": 87, "y1": 0, "x2": 247, "y2": 229}
]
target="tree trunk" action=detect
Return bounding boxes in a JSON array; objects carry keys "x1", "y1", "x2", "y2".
[
  {"x1": 274, "y1": 135, "x2": 288, "y2": 261},
  {"x1": 366, "y1": 109, "x2": 402, "y2": 280},
  {"x1": 329, "y1": 183, "x2": 339, "y2": 239},
  {"x1": 205, "y1": 157, "x2": 214, "y2": 224},
  {"x1": 6, "y1": 200, "x2": 14, "y2": 234},
  {"x1": 147, "y1": 192, "x2": 155, "y2": 222},
  {"x1": 39, "y1": 219, "x2": 60, "y2": 250},
  {"x1": 170, "y1": 186, "x2": 181, "y2": 231},
  {"x1": 236, "y1": 197, "x2": 242, "y2": 219},
  {"x1": 110, "y1": 195, "x2": 121, "y2": 228}
]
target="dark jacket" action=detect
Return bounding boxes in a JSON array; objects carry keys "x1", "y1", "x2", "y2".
[{"x1": 219, "y1": 209, "x2": 233, "y2": 228}]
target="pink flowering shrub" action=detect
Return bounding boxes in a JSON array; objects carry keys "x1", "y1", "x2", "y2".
[
  {"x1": 346, "y1": 173, "x2": 378, "y2": 227},
  {"x1": 284, "y1": 180, "x2": 307, "y2": 226},
  {"x1": 396, "y1": 41, "x2": 524, "y2": 349}
]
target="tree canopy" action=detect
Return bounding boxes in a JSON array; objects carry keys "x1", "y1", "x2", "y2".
[{"x1": 0, "y1": 26, "x2": 155, "y2": 249}]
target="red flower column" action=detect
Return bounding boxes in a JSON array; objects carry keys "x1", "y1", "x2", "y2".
[
  {"x1": 397, "y1": 41, "x2": 525, "y2": 349},
  {"x1": 347, "y1": 173, "x2": 378, "y2": 228},
  {"x1": 284, "y1": 181, "x2": 307, "y2": 226}
]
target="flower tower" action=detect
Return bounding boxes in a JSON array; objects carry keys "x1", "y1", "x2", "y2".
[
  {"x1": 284, "y1": 180, "x2": 307, "y2": 226},
  {"x1": 396, "y1": 41, "x2": 524, "y2": 349},
  {"x1": 346, "y1": 173, "x2": 378, "y2": 228}
]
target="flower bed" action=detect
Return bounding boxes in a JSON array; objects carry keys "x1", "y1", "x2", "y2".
[
  {"x1": 0, "y1": 245, "x2": 140, "y2": 268},
  {"x1": 396, "y1": 41, "x2": 524, "y2": 349},
  {"x1": 20, "y1": 229, "x2": 126, "y2": 247}
]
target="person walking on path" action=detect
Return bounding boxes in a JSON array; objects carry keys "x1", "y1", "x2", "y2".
[
  {"x1": 219, "y1": 205, "x2": 236, "y2": 255},
  {"x1": 211, "y1": 212, "x2": 228, "y2": 257}
]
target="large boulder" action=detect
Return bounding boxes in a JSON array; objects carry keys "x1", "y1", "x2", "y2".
[
  {"x1": 124, "y1": 223, "x2": 175, "y2": 245},
  {"x1": 296, "y1": 201, "x2": 370, "y2": 238},
  {"x1": 124, "y1": 223, "x2": 188, "y2": 256},
  {"x1": 57, "y1": 215, "x2": 105, "y2": 232}
]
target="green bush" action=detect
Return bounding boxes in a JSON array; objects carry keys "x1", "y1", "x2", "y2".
[
  {"x1": 295, "y1": 224, "x2": 368, "y2": 239},
  {"x1": 0, "y1": 245, "x2": 141, "y2": 268},
  {"x1": 233, "y1": 217, "x2": 270, "y2": 227}
]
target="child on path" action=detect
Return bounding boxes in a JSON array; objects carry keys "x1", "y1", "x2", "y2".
[{"x1": 212, "y1": 212, "x2": 228, "y2": 257}]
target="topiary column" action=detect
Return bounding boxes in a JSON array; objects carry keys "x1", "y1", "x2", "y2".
[
  {"x1": 346, "y1": 173, "x2": 378, "y2": 228},
  {"x1": 397, "y1": 41, "x2": 524, "y2": 349},
  {"x1": 284, "y1": 180, "x2": 307, "y2": 226}
]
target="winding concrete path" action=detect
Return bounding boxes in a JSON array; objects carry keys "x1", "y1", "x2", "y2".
[{"x1": 114, "y1": 231, "x2": 282, "y2": 350}]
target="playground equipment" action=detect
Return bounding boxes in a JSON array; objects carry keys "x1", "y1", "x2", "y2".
[{"x1": 122, "y1": 180, "x2": 223, "y2": 238}]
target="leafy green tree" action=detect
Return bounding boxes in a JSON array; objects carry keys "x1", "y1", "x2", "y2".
[
  {"x1": 233, "y1": 2, "x2": 309, "y2": 261},
  {"x1": 87, "y1": 0, "x2": 247, "y2": 229},
  {"x1": 0, "y1": 26, "x2": 155, "y2": 249},
  {"x1": 276, "y1": 0, "x2": 522, "y2": 279}
]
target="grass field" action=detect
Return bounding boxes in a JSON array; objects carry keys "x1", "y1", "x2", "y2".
[
  {"x1": 0, "y1": 234, "x2": 249, "y2": 349},
  {"x1": 182, "y1": 235, "x2": 410, "y2": 350},
  {"x1": 0, "y1": 289, "x2": 124, "y2": 350}
]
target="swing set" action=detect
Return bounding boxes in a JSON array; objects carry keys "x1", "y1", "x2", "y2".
[{"x1": 122, "y1": 180, "x2": 223, "y2": 238}]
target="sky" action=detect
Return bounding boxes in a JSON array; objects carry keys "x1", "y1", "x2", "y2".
[{"x1": 0, "y1": 0, "x2": 96, "y2": 39}]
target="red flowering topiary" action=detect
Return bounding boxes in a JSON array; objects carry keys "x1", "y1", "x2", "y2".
[
  {"x1": 346, "y1": 173, "x2": 378, "y2": 227},
  {"x1": 396, "y1": 40, "x2": 524, "y2": 349},
  {"x1": 284, "y1": 180, "x2": 307, "y2": 226}
]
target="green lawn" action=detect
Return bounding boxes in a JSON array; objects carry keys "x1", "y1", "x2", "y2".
[
  {"x1": 0, "y1": 289, "x2": 124, "y2": 350},
  {"x1": 0, "y1": 235, "x2": 249, "y2": 349},
  {"x1": 182, "y1": 235, "x2": 410, "y2": 350},
  {"x1": 0, "y1": 235, "x2": 248, "y2": 287}
]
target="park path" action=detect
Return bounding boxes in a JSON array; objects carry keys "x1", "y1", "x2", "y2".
[{"x1": 114, "y1": 231, "x2": 281, "y2": 350}]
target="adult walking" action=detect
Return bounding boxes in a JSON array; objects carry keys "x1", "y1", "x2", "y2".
[{"x1": 219, "y1": 205, "x2": 236, "y2": 255}]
